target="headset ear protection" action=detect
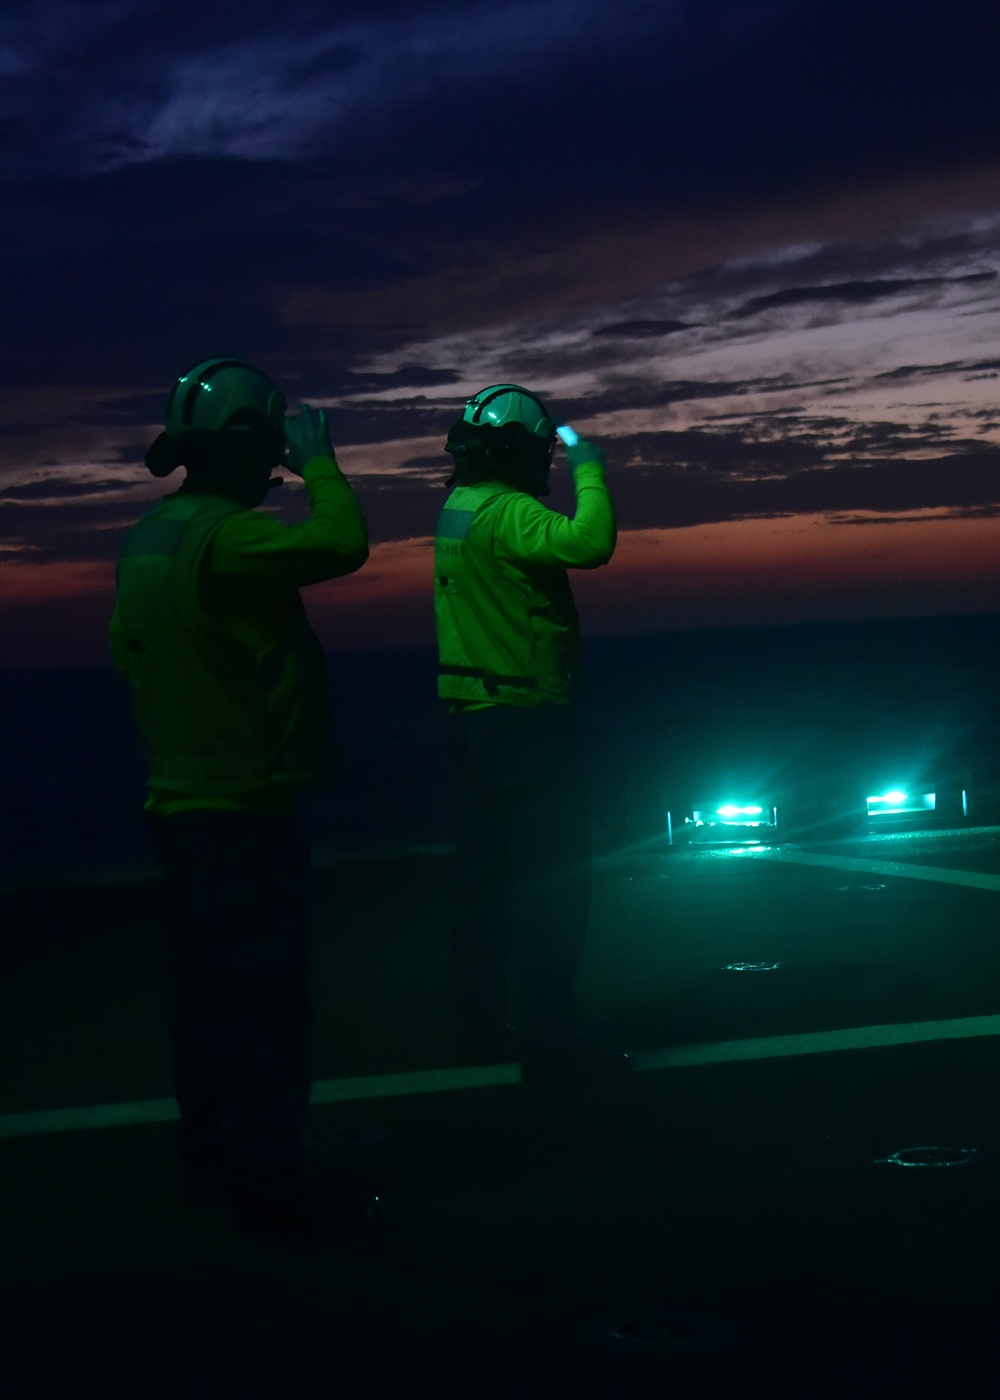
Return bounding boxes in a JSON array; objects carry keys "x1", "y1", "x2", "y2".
[
  {"x1": 443, "y1": 419, "x2": 554, "y2": 492},
  {"x1": 445, "y1": 419, "x2": 553, "y2": 461},
  {"x1": 144, "y1": 418, "x2": 286, "y2": 478},
  {"x1": 144, "y1": 432, "x2": 184, "y2": 477}
]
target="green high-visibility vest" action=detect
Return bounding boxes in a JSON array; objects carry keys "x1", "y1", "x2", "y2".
[
  {"x1": 115, "y1": 491, "x2": 336, "y2": 794},
  {"x1": 434, "y1": 482, "x2": 578, "y2": 706}
]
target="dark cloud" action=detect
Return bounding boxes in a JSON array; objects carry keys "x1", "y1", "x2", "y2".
[
  {"x1": 593, "y1": 320, "x2": 694, "y2": 338},
  {"x1": 829, "y1": 505, "x2": 1000, "y2": 526},
  {"x1": 607, "y1": 413, "x2": 981, "y2": 484},
  {"x1": 334, "y1": 365, "x2": 461, "y2": 393},
  {"x1": 735, "y1": 272, "x2": 996, "y2": 318},
  {"x1": 874, "y1": 356, "x2": 1000, "y2": 383},
  {"x1": 0, "y1": 497, "x2": 140, "y2": 563},
  {"x1": 555, "y1": 373, "x2": 849, "y2": 423},
  {"x1": 605, "y1": 440, "x2": 1000, "y2": 532},
  {"x1": 399, "y1": 454, "x2": 452, "y2": 469},
  {"x1": 0, "y1": 478, "x2": 138, "y2": 501},
  {"x1": 737, "y1": 277, "x2": 933, "y2": 316},
  {"x1": 873, "y1": 360, "x2": 967, "y2": 383},
  {"x1": 327, "y1": 397, "x2": 461, "y2": 447}
]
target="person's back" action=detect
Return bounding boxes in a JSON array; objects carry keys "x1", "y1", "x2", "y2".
[
  {"x1": 114, "y1": 359, "x2": 366, "y2": 811},
  {"x1": 436, "y1": 478, "x2": 578, "y2": 704},
  {"x1": 433, "y1": 384, "x2": 617, "y2": 1082},
  {"x1": 113, "y1": 357, "x2": 376, "y2": 1237}
]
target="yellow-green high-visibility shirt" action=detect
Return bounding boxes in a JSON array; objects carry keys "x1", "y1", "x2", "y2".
[
  {"x1": 434, "y1": 459, "x2": 615, "y2": 707},
  {"x1": 111, "y1": 455, "x2": 368, "y2": 815}
]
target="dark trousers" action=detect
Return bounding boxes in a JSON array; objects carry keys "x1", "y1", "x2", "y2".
[
  {"x1": 449, "y1": 704, "x2": 591, "y2": 1053},
  {"x1": 149, "y1": 808, "x2": 313, "y2": 1198}
]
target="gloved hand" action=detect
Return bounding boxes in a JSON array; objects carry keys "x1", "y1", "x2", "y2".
[
  {"x1": 284, "y1": 403, "x2": 335, "y2": 477},
  {"x1": 565, "y1": 438, "x2": 605, "y2": 472}
]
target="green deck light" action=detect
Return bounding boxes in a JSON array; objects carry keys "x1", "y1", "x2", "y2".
[
  {"x1": 677, "y1": 800, "x2": 777, "y2": 845},
  {"x1": 866, "y1": 790, "x2": 936, "y2": 817}
]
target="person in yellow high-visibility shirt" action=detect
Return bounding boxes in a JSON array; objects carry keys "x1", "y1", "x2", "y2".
[
  {"x1": 112, "y1": 356, "x2": 377, "y2": 1238},
  {"x1": 434, "y1": 383, "x2": 623, "y2": 1087}
]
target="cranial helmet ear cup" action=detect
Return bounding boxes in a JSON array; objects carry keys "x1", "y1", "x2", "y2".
[
  {"x1": 444, "y1": 419, "x2": 478, "y2": 456},
  {"x1": 144, "y1": 432, "x2": 182, "y2": 478},
  {"x1": 445, "y1": 419, "x2": 550, "y2": 463}
]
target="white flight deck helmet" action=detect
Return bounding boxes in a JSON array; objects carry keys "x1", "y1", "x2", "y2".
[
  {"x1": 444, "y1": 383, "x2": 557, "y2": 489},
  {"x1": 145, "y1": 356, "x2": 287, "y2": 476},
  {"x1": 461, "y1": 383, "x2": 555, "y2": 439}
]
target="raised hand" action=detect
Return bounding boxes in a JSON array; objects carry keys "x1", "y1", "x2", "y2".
[
  {"x1": 284, "y1": 403, "x2": 335, "y2": 476},
  {"x1": 565, "y1": 438, "x2": 605, "y2": 472}
]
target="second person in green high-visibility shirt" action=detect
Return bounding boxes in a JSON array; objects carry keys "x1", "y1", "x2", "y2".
[
  {"x1": 112, "y1": 357, "x2": 378, "y2": 1239},
  {"x1": 434, "y1": 383, "x2": 621, "y2": 1086}
]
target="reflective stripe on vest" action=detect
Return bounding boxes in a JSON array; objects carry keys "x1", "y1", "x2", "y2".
[{"x1": 437, "y1": 508, "x2": 475, "y2": 542}]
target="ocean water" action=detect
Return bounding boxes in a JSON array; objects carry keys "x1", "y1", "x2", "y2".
[{"x1": 0, "y1": 613, "x2": 997, "y2": 881}]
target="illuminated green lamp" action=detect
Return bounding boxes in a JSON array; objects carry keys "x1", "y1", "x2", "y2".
[
  {"x1": 671, "y1": 799, "x2": 778, "y2": 846},
  {"x1": 692, "y1": 802, "x2": 771, "y2": 827},
  {"x1": 865, "y1": 790, "x2": 936, "y2": 819}
]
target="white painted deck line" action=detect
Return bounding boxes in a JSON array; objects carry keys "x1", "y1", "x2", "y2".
[
  {"x1": 0, "y1": 1096, "x2": 182, "y2": 1139},
  {"x1": 309, "y1": 1062, "x2": 521, "y2": 1103},
  {"x1": 631, "y1": 1013, "x2": 1000, "y2": 1071},
  {"x1": 0, "y1": 1063, "x2": 521, "y2": 1139},
  {"x1": 743, "y1": 847, "x2": 1000, "y2": 892},
  {"x1": 7, "y1": 1015, "x2": 1000, "y2": 1139}
]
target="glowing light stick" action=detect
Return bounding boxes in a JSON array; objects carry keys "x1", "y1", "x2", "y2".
[{"x1": 556, "y1": 425, "x2": 579, "y2": 446}]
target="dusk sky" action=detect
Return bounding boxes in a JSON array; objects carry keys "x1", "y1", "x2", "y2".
[{"x1": 2, "y1": 0, "x2": 1000, "y2": 667}]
